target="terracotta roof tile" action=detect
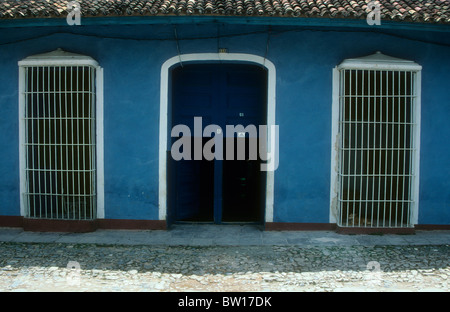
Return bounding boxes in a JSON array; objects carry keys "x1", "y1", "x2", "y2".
[{"x1": 0, "y1": 0, "x2": 449, "y2": 24}]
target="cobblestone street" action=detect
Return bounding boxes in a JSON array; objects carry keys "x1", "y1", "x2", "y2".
[
  {"x1": 0, "y1": 243, "x2": 449, "y2": 292},
  {"x1": 0, "y1": 226, "x2": 448, "y2": 292}
]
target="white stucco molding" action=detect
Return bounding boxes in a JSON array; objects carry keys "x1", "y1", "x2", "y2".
[{"x1": 159, "y1": 53, "x2": 276, "y2": 223}]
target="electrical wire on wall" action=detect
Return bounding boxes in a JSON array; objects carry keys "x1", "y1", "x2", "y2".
[
  {"x1": 264, "y1": 26, "x2": 271, "y2": 67},
  {"x1": 173, "y1": 25, "x2": 183, "y2": 67}
]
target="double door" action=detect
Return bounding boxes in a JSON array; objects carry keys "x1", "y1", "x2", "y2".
[{"x1": 169, "y1": 63, "x2": 267, "y2": 224}]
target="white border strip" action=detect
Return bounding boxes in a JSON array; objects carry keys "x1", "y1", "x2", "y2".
[
  {"x1": 18, "y1": 59, "x2": 99, "y2": 67},
  {"x1": 412, "y1": 71, "x2": 421, "y2": 225},
  {"x1": 329, "y1": 67, "x2": 340, "y2": 224},
  {"x1": 18, "y1": 66, "x2": 26, "y2": 217},
  {"x1": 336, "y1": 63, "x2": 422, "y2": 71},
  {"x1": 96, "y1": 66, "x2": 105, "y2": 219},
  {"x1": 159, "y1": 53, "x2": 276, "y2": 222}
]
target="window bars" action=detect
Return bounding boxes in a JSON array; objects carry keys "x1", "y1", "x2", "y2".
[
  {"x1": 22, "y1": 65, "x2": 97, "y2": 220},
  {"x1": 337, "y1": 69, "x2": 417, "y2": 228}
]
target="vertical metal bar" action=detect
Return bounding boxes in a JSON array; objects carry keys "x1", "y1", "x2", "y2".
[
  {"x1": 401, "y1": 71, "x2": 407, "y2": 226},
  {"x1": 37, "y1": 66, "x2": 41, "y2": 218},
  {"x1": 59, "y1": 66, "x2": 64, "y2": 219},
  {"x1": 30, "y1": 67, "x2": 36, "y2": 218},
  {"x1": 398, "y1": 71, "x2": 407, "y2": 227},
  {"x1": 411, "y1": 71, "x2": 416, "y2": 227},
  {"x1": 354, "y1": 69, "x2": 359, "y2": 226},
  {"x1": 89, "y1": 66, "x2": 93, "y2": 219},
  {"x1": 396, "y1": 70, "x2": 401, "y2": 227},
  {"x1": 24, "y1": 66, "x2": 28, "y2": 217},
  {"x1": 82, "y1": 66, "x2": 86, "y2": 220},
  {"x1": 51, "y1": 68, "x2": 55, "y2": 217},
  {"x1": 71, "y1": 66, "x2": 75, "y2": 220},
  {"x1": 86, "y1": 67, "x2": 90, "y2": 219},
  {"x1": 88, "y1": 67, "x2": 91, "y2": 219},
  {"x1": 46, "y1": 67, "x2": 51, "y2": 218},
  {"x1": 87, "y1": 67, "x2": 91, "y2": 219},
  {"x1": 46, "y1": 66, "x2": 53, "y2": 219},
  {"x1": 386, "y1": 71, "x2": 390, "y2": 226},
  {"x1": 377, "y1": 70, "x2": 382, "y2": 228},
  {"x1": 45, "y1": 66, "x2": 49, "y2": 217},
  {"x1": 91, "y1": 66, "x2": 95, "y2": 220},
  {"x1": 407, "y1": 72, "x2": 414, "y2": 227},
  {"x1": 375, "y1": 70, "x2": 378, "y2": 227},
  {"x1": 23, "y1": 67, "x2": 27, "y2": 217},
  {"x1": 53, "y1": 66, "x2": 58, "y2": 219},
  {"x1": 361, "y1": 70, "x2": 366, "y2": 227},
  {"x1": 390, "y1": 71, "x2": 394, "y2": 227},
  {"x1": 367, "y1": 70, "x2": 373, "y2": 227},
  {"x1": 53, "y1": 66, "x2": 57, "y2": 219},
  {"x1": 76, "y1": 66, "x2": 81, "y2": 220},
  {"x1": 394, "y1": 71, "x2": 397, "y2": 226},
  {"x1": 371, "y1": 70, "x2": 376, "y2": 227},
  {"x1": 384, "y1": 70, "x2": 389, "y2": 227},
  {"x1": 407, "y1": 72, "x2": 412, "y2": 227},
  {"x1": 43, "y1": 66, "x2": 49, "y2": 218},
  {"x1": 386, "y1": 72, "x2": 390, "y2": 226},
  {"x1": 65, "y1": 66, "x2": 69, "y2": 219},
  {"x1": 24, "y1": 67, "x2": 30, "y2": 217},
  {"x1": 42, "y1": 66, "x2": 46, "y2": 218},
  {"x1": 83, "y1": 67, "x2": 87, "y2": 219},
  {"x1": 24, "y1": 67, "x2": 28, "y2": 217},
  {"x1": 91, "y1": 66, "x2": 96, "y2": 220},
  {"x1": 357, "y1": 70, "x2": 361, "y2": 225},
  {"x1": 347, "y1": 69, "x2": 352, "y2": 227},
  {"x1": 36, "y1": 67, "x2": 42, "y2": 218},
  {"x1": 91, "y1": 66, "x2": 96, "y2": 219}
]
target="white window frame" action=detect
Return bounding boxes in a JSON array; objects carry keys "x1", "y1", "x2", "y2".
[
  {"x1": 330, "y1": 52, "x2": 422, "y2": 227},
  {"x1": 18, "y1": 49, "x2": 104, "y2": 219}
]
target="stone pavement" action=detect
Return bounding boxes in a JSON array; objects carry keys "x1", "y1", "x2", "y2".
[
  {"x1": 0, "y1": 224, "x2": 449, "y2": 246},
  {"x1": 0, "y1": 225, "x2": 448, "y2": 292}
]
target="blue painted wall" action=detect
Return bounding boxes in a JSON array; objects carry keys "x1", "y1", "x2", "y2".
[{"x1": 0, "y1": 22, "x2": 449, "y2": 224}]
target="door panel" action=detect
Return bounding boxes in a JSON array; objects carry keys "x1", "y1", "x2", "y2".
[
  {"x1": 222, "y1": 138, "x2": 264, "y2": 222},
  {"x1": 170, "y1": 137, "x2": 214, "y2": 222}
]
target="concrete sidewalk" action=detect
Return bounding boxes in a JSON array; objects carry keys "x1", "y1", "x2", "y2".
[{"x1": 0, "y1": 224, "x2": 448, "y2": 246}]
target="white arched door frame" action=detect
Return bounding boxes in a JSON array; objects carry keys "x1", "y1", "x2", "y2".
[{"x1": 159, "y1": 53, "x2": 276, "y2": 223}]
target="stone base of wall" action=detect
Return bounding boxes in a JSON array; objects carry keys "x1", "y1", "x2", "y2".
[
  {"x1": 1, "y1": 216, "x2": 448, "y2": 233},
  {"x1": 0, "y1": 216, "x2": 166, "y2": 232}
]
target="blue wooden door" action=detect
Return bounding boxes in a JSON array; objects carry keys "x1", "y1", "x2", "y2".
[{"x1": 170, "y1": 64, "x2": 267, "y2": 223}]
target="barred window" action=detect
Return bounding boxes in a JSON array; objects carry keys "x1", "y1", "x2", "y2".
[
  {"x1": 332, "y1": 52, "x2": 421, "y2": 228},
  {"x1": 19, "y1": 49, "x2": 102, "y2": 220}
]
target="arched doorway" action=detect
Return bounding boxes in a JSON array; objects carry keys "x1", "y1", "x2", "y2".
[
  {"x1": 169, "y1": 63, "x2": 267, "y2": 224},
  {"x1": 159, "y1": 53, "x2": 276, "y2": 226}
]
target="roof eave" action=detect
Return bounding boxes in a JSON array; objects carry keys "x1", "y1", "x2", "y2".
[{"x1": 1, "y1": 15, "x2": 450, "y2": 32}]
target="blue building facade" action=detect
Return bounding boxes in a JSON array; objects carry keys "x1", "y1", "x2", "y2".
[{"x1": 0, "y1": 1, "x2": 449, "y2": 232}]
